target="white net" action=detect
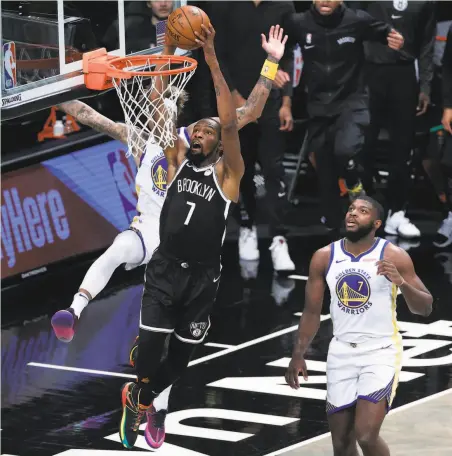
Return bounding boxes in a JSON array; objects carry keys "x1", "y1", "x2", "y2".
[{"x1": 111, "y1": 57, "x2": 196, "y2": 157}]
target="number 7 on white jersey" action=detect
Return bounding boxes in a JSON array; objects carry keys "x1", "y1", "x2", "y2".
[{"x1": 184, "y1": 201, "x2": 196, "y2": 225}]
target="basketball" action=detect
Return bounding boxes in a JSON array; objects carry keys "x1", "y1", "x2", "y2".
[{"x1": 165, "y1": 5, "x2": 211, "y2": 51}]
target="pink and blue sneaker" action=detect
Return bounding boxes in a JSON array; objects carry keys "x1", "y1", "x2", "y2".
[
  {"x1": 51, "y1": 308, "x2": 78, "y2": 342},
  {"x1": 144, "y1": 405, "x2": 167, "y2": 450}
]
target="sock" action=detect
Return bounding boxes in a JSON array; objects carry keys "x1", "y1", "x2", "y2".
[
  {"x1": 153, "y1": 385, "x2": 172, "y2": 411},
  {"x1": 70, "y1": 292, "x2": 90, "y2": 318}
]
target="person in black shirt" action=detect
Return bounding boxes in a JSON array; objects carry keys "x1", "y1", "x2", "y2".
[
  {"x1": 284, "y1": 1, "x2": 404, "y2": 231},
  {"x1": 356, "y1": 1, "x2": 436, "y2": 239},
  {"x1": 210, "y1": 1, "x2": 296, "y2": 272},
  {"x1": 118, "y1": 25, "x2": 288, "y2": 451},
  {"x1": 443, "y1": 24, "x2": 452, "y2": 135}
]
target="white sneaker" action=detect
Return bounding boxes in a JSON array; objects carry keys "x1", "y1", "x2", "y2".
[
  {"x1": 239, "y1": 226, "x2": 259, "y2": 261},
  {"x1": 384, "y1": 210, "x2": 421, "y2": 238},
  {"x1": 433, "y1": 212, "x2": 452, "y2": 248},
  {"x1": 269, "y1": 236, "x2": 295, "y2": 272}
]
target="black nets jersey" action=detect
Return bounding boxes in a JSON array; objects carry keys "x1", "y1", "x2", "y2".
[{"x1": 159, "y1": 159, "x2": 233, "y2": 263}]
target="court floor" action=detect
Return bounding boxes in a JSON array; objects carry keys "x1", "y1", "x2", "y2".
[{"x1": 2, "y1": 225, "x2": 452, "y2": 456}]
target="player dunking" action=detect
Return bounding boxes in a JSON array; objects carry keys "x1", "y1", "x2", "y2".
[
  {"x1": 49, "y1": 25, "x2": 287, "y2": 451},
  {"x1": 51, "y1": 24, "x2": 287, "y2": 344},
  {"x1": 286, "y1": 196, "x2": 433, "y2": 456},
  {"x1": 119, "y1": 23, "x2": 287, "y2": 450}
]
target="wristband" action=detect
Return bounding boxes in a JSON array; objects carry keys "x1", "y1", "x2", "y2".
[{"x1": 261, "y1": 59, "x2": 279, "y2": 80}]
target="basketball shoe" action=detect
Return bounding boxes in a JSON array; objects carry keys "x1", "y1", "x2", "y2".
[
  {"x1": 144, "y1": 405, "x2": 167, "y2": 450},
  {"x1": 51, "y1": 308, "x2": 78, "y2": 342},
  {"x1": 119, "y1": 382, "x2": 149, "y2": 449}
]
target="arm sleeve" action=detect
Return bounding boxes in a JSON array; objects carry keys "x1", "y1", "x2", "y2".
[
  {"x1": 356, "y1": 10, "x2": 391, "y2": 44},
  {"x1": 417, "y1": 2, "x2": 436, "y2": 96},
  {"x1": 443, "y1": 25, "x2": 452, "y2": 109}
]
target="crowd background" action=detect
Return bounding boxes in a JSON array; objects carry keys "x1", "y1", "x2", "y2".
[{"x1": 2, "y1": 1, "x2": 452, "y2": 277}]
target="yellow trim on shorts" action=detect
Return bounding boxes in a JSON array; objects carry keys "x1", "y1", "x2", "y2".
[{"x1": 389, "y1": 283, "x2": 402, "y2": 406}]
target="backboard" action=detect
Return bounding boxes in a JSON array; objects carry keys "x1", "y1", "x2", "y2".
[{"x1": 1, "y1": 0, "x2": 187, "y2": 120}]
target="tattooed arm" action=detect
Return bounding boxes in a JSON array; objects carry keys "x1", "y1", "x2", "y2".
[
  {"x1": 58, "y1": 101, "x2": 128, "y2": 145},
  {"x1": 186, "y1": 25, "x2": 288, "y2": 135}
]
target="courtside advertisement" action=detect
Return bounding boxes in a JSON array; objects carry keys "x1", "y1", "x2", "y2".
[{"x1": 1, "y1": 140, "x2": 137, "y2": 280}]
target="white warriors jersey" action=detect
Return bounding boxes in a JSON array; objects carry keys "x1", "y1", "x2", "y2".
[
  {"x1": 134, "y1": 127, "x2": 191, "y2": 219},
  {"x1": 325, "y1": 238, "x2": 400, "y2": 344}
]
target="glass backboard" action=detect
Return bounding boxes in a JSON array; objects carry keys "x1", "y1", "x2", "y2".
[{"x1": 1, "y1": 0, "x2": 186, "y2": 120}]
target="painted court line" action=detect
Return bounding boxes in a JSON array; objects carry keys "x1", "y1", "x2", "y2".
[
  {"x1": 262, "y1": 388, "x2": 452, "y2": 456},
  {"x1": 27, "y1": 362, "x2": 136, "y2": 379},
  {"x1": 205, "y1": 342, "x2": 235, "y2": 349},
  {"x1": 28, "y1": 315, "x2": 330, "y2": 377}
]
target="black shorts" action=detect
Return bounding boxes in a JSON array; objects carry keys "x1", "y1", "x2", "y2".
[{"x1": 140, "y1": 249, "x2": 220, "y2": 344}]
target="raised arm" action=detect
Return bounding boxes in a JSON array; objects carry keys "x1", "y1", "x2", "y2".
[
  {"x1": 58, "y1": 101, "x2": 128, "y2": 145},
  {"x1": 186, "y1": 25, "x2": 288, "y2": 135},
  {"x1": 285, "y1": 247, "x2": 329, "y2": 389},
  {"x1": 377, "y1": 244, "x2": 433, "y2": 317},
  {"x1": 196, "y1": 24, "x2": 243, "y2": 189}
]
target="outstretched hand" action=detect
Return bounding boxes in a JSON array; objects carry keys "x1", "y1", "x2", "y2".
[
  {"x1": 261, "y1": 25, "x2": 288, "y2": 63},
  {"x1": 194, "y1": 23, "x2": 217, "y2": 66}
]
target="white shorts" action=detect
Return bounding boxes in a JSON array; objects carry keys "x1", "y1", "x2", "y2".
[
  {"x1": 125, "y1": 214, "x2": 160, "y2": 269},
  {"x1": 326, "y1": 335, "x2": 403, "y2": 415}
]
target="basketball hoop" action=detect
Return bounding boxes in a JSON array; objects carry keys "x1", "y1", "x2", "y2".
[{"x1": 83, "y1": 48, "x2": 197, "y2": 156}]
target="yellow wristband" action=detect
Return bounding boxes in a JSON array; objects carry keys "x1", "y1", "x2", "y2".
[{"x1": 261, "y1": 59, "x2": 279, "y2": 80}]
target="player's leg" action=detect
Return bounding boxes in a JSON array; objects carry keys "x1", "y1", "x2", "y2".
[
  {"x1": 328, "y1": 408, "x2": 359, "y2": 456},
  {"x1": 354, "y1": 400, "x2": 389, "y2": 456},
  {"x1": 354, "y1": 341, "x2": 402, "y2": 456},
  {"x1": 51, "y1": 228, "x2": 146, "y2": 342},
  {"x1": 326, "y1": 338, "x2": 360, "y2": 456},
  {"x1": 141, "y1": 262, "x2": 218, "y2": 449},
  {"x1": 257, "y1": 118, "x2": 295, "y2": 272},
  {"x1": 120, "y1": 250, "x2": 176, "y2": 449},
  {"x1": 143, "y1": 333, "x2": 197, "y2": 450}
]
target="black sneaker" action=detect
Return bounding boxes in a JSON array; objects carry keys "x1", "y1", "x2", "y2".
[{"x1": 119, "y1": 382, "x2": 148, "y2": 449}]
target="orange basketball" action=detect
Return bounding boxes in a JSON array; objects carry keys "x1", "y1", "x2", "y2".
[{"x1": 166, "y1": 5, "x2": 210, "y2": 51}]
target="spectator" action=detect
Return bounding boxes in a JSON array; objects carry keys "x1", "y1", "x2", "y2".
[
  {"x1": 429, "y1": 22, "x2": 452, "y2": 247},
  {"x1": 283, "y1": 1, "x2": 403, "y2": 232},
  {"x1": 210, "y1": 1, "x2": 296, "y2": 272},
  {"x1": 104, "y1": 1, "x2": 173, "y2": 54},
  {"x1": 357, "y1": 1, "x2": 436, "y2": 239}
]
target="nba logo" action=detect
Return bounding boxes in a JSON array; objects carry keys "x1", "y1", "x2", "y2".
[
  {"x1": 3, "y1": 42, "x2": 17, "y2": 89},
  {"x1": 306, "y1": 33, "x2": 312, "y2": 44}
]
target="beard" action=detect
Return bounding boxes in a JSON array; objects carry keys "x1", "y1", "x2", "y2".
[
  {"x1": 345, "y1": 222, "x2": 374, "y2": 243},
  {"x1": 186, "y1": 148, "x2": 206, "y2": 167}
]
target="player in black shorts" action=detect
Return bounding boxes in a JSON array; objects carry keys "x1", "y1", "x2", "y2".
[{"x1": 119, "y1": 24, "x2": 288, "y2": 450}]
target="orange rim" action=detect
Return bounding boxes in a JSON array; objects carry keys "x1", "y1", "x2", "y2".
[{"x1": 106, "y1": 54, "x2": 198, "y2": 79}]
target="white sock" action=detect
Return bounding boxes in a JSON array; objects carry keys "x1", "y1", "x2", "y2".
[
  {"x1": 153, "y1": 385, "x2": 172, "y2": 411},
  {"x1": 70, "y1": 292, "x2": 90, "y2": 318}
]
